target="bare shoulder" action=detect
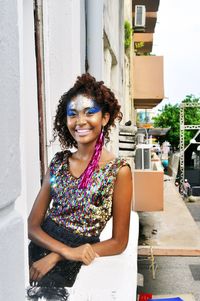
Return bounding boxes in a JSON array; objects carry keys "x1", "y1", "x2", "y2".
[{"x1": 117, "y1": 162, "x2": 132, "y2": 180}]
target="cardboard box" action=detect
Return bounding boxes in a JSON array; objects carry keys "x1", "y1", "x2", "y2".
[{"x1": 132, "y1": 170, "x2": 164, "y2": 212}]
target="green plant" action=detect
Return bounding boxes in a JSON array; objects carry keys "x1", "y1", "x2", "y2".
[
  {"x1": 134, "y1": 41, "x2": 144, "y2": 49},
  {"x1": 124, "y1": 20, "x2": 133, "y2": 50}
]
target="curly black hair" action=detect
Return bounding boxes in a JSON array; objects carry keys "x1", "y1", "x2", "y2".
[{"x1": 53, "y1": 73, "x2": 122, "y2": 149}]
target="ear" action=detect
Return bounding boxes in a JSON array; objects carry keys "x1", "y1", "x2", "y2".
[{"x1": 102, "y1": 112, "x2": 110, "y2": 127}]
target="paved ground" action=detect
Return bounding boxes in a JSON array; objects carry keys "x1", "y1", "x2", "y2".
[
  {"x1": 138, "y1": 176, "x2": 200, "y2": 256},
  {"x1": 187, "y1": 201, "x2": 200, "y2": 230},
  {"x1": 138, "y1": 256, "x2": 200, "y2": 301},
  {"x1": 137, "y1": 178, "x2": 200, "y2": 300}
]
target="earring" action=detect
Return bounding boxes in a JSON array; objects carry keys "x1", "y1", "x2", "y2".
[{"x1": 78, "y1": 127, "x2": 105, "y2": 189}]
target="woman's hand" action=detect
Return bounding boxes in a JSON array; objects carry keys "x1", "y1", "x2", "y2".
[
  {"x1": 63, "y1": 243, "x2": 99, "y2": 265},
  {"x1": 30, "y1": 252, "x2": 61, "y2": 282}
]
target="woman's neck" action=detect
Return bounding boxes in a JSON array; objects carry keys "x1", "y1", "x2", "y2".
[{"x1": 75, "y1": 141, "x2": 97, "y2": 161}]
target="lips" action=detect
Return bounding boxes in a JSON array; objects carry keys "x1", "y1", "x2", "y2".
[{"x1": 75, "y1": 128, "x2": 92, "y2": 136}]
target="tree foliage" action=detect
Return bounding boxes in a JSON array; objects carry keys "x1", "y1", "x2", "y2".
[{"x1": 153, "y1": 95, "x2": 200, "y2": 149}]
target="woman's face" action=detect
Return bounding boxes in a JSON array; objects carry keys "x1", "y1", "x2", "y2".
[{"x1": 66, "y1": 94, "x2": 109, "y2": 145}]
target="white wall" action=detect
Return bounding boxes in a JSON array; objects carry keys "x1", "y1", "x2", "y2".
[
  {"x1": 104, "y1": 0, "x2": 124, "y2": 97},
  {"x1": 0, "y1": 1, "x2": 25, "y2": 300},
  {"x1": 17, "y1": 0, "x2": 41, "y2": 217},
  {"x1": 104, "y1": 0, "x2": 121, "y2": 64}
]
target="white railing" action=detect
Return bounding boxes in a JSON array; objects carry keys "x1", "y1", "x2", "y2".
[{"x1": 70, "y1": 211, "x2": 139, "y2": 301}]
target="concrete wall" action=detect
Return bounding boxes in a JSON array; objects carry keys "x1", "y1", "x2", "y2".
[{"x1": 0, "y1": 1, "x2": 25, "y2": 300}]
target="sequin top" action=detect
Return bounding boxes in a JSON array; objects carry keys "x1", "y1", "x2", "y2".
[{"x1": 47, "y1": 151, "x2": 130, "y2": 237}]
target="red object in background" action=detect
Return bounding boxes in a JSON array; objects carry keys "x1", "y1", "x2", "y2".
[{"x1": 138, "y1": 293, "x2": 153, "y2": 301}]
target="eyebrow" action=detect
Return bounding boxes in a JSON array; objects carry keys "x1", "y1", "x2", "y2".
[{"x1": 68, "y1": 105, "x2": 99, "y2": 111}]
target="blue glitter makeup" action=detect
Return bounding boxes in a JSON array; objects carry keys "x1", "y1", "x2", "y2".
[
  {"x1": 86, "y1": 106, "x2": 101, "y2": 114},
  {"x1": 66, "y1": 95, "x2": 101, "y2": 116},
  {"x1": 66, "y1": 108, "x2": 76, "y2": 117}
]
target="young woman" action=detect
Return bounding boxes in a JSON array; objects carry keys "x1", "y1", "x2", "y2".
[{"x1": 27, "y1": 73, "x2": 132, "y2": 300}]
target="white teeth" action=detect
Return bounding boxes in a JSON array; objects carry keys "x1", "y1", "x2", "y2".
[
  {"x1": 76, "y1": 129, "x2": 90, "y2": 133},
  {"x1": 76, "y1": 129, "x2": 91, "y2": 136}
]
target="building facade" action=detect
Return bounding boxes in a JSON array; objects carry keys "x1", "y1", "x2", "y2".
[{"x1": 0, "y1": 0, "x2": 133, "y2": 299}]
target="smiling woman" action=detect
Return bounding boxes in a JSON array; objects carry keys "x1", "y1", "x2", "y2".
[
  {"x1": 66, "y1": 95, "x2": 107, "y2": 146},
  {"x1": 27, "y1": 73, "x2": 132, "y2": 300}
]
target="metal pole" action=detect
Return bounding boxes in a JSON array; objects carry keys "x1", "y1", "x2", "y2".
[{"x1": 179, "y1": 104, "x2": 184, "y2": 187}]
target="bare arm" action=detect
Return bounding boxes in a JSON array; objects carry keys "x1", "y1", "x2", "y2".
[
  {"x1": 28, "y1": 169, "x2": 67, "y2": 257},
  {"x1": 92, "y1": 165, "x2": 132, "y2": 256},
  {"x1": 29, "y1": 167, "x2": 98, "y2": 281},
  {"x1": 28, "y1": 169, "x2": 96, "y2": 265}
]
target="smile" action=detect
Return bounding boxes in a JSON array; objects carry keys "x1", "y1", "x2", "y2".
[{"x1": 75, "y1": 129, "x2": 92, "y2": 136}]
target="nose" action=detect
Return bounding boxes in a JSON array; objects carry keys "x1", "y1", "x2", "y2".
[{"x1": 76, "y1": 112, "x2": 87, "y2": 125}]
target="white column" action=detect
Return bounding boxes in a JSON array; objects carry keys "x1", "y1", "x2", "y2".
[
  {"x1": 86, "y1": 0, "x2": 104, "y2": 80},
  {"x1": 0, "y1": 0, "x2": 25, "y2": 300}
]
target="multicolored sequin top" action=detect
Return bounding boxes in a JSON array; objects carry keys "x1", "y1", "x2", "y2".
[{"x1": 47, "y1": 151, "x2": 130, "y2": 237}]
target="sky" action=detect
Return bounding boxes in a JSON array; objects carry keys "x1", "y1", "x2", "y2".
[{"x1": 152, "y1": 0, "x2": 200, "y2": 111}]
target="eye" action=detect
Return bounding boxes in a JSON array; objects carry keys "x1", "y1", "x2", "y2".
[
  {"x1": 86, "y1": 107, "x2": 100, "y2": 115},
  {"x1": 67, "y1": 109, "x2": 77, "y2": 117}
]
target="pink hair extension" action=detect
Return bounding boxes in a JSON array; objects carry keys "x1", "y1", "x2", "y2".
[{"x1": 78, "y1": 129, "x2": 104, "y2": 189}]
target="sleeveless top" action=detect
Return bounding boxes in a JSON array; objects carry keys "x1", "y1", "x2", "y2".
[{"x1": 47, "y1": 150, "x2": 130, "y2": 237}]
